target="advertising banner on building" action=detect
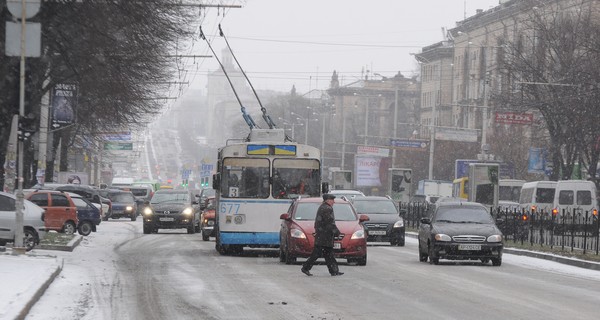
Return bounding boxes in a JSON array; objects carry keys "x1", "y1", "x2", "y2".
[
  {"x1": 51, "y1": 84, "x2": 77, "y2": 130},
  {"x1": 495, "y1": 112, "x2": 534, "y2": 125},
  {"x1": 356, "y1": 146, "x2": 390, "y2": 157}
]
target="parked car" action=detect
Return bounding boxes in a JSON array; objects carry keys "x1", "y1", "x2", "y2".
[
  {"x1": 328, "y1": 189, "x2": 365, "y2": 201},
  {"x1": 67, "y1": 192, "x2": 102, "y2": 236},
  {"x1": 418, "y1": 200, "x2": 503, "y2": 266},
  {"x1": 27, "y1": 190, "x2": 78, "y2": 235},
  {"x1": 142, "y1": 189, "x2": 200, "y2": 234},
  {"x1": 350, "y1": 196, "x2": 405, "y2": 246},
  {"x1": 279, "y1": 197, "x2": 369, "y2": 265},
  {"x1": 200, "y1": 196, "x2": 216, "y2": 241},
  {"x1": 0, "y1": 191, "x2": 47, "y2": 251},
  {"x1": 54, "y1": 184, "x2": 109, "y2": 220},
  {"x1": 106, "y1": 190, "x2": 137, "y2": 220}
]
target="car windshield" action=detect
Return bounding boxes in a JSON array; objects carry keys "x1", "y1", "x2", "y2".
[
  {"x1": 353, "y1": 200, "x2": 397, "y2": 214},
  {"x1": 109, "y1": 193, "x2": 135, "y2": 202},
  {"x1": 151, "y1": 193, "x2": 189, "y2": 204},
  {"x1": 434, "y1": 206, "x2": 494, "y2": 224},
  {"x1": 293, "y1": 203, "x2": 356, "y2": 221}
]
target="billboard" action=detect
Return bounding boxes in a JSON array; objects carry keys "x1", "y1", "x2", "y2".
[
  {"x1": 51, "y1": 84, "x2": 77, "y2": 130},
  {"x1": 57, "y1": 171, "x2": 90, "y2": 185},
  {"x1": 355, "y1": 156, "x2": 383, "y2": 187}
]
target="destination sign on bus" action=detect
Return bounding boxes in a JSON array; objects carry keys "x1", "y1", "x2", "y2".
[{"x1": 247, "y1": 145, "x2": 296, "y2": 156}]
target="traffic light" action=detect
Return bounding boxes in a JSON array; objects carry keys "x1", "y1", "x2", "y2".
[
  {"x1": 17, "y1": 114, "x2": 37, "y2": 141},
  {"x1": 182, "y1": 179, "x2": 188, "y2": 187}
]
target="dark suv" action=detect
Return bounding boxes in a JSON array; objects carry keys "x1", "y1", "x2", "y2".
[
  {"x1": 418, "y1": 200, "x2": 503, "y2": 266},
  {"x1": 142, "y1": 189, "x2": 200, "y2": 234},
  {"x1": 351, "y1": 196, "x2": 405, "y2": 246}
]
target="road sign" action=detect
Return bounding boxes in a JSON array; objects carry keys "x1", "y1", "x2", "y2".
[
  {"x1": 389, "y1": 139, "x2": 428, "y2": 151},
  {"x1": 103, "y1": 142, "x2": 133, "y2": 151}
]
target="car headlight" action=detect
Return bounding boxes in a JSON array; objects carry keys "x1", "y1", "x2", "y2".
[
  {"x1": 434, "y1": 234, "x2": 451, "y2": 241},
  {"x1": 290, "y1": 228, "x2": 306, "y2": 239},
  {"x1": 126, "y1": 206, "x2": 133, "y2": 211},
  {"x1": 487, "y1": 234, "x2": 503, "y2": 243},
  {"x1": 351, "y1": 229, "x2": 365, "y2": 239},
  {"x1": 143, "y1": 207, "x2": 153, "y2": 215},
  {"x1": 393, "y1": 219, "x2": 404, "y2": 228},
  {"x1": 183, "y1": 207, "x2": 193, "y2": 215}
]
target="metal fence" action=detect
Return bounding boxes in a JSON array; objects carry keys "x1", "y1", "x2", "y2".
[{"x1": 400, "y1": 202, "x2": 600, "y2": 256}]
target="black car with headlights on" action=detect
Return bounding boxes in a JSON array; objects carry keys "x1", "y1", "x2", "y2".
[
  {"x1": 350, "y1": 196, "x2": 405, "y2": 246},
  {"x1": 142, "y1": 189, "x2": 200, "y2": 234},
  {"x1": 418, "y1": 200, "x2": 503, "y2": 266}
]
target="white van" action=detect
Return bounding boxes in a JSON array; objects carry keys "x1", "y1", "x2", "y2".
[
  {"x1": 552, "y1": 180, "x2": 597, "y2": 216},
  {"x1": 519, "y1": 181, "x2": 557, "y2": 213}
]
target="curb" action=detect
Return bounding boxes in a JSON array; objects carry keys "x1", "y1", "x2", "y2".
[
  {"x1": 15, "y1": 257, "x2": 64, "y2": 320},
  {"x1": 37, "y1": 235, "x2": 83, "y2": 252},
  {"x1": 503, "y1": 248, "x2": 600, "y2": 271}
]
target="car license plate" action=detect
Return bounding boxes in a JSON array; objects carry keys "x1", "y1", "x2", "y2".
[
  {"x1": 159, "y1": 217, "x2": 175, "y2": 222},
  {"x1": 368, "y1": 230, "x2": 386, "y2": 236},
  {"x1": 458, "y1": 244, "x2": 481, "y2": 250},
  {"x1": 333, "y1": 242, "x2": 341, "y2": 249}
]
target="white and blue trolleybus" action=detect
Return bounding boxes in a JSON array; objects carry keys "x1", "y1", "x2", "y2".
[{"x1": 212, "y1": 129, "x2": 323, "y2": 254}]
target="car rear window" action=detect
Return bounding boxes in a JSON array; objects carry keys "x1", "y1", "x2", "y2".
[{"x1": 294, "y1": 203, "x2": 356, "y2": 221}]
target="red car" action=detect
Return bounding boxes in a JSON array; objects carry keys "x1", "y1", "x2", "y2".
[
  {"x1": 200, "y1": 196, "x2": 216, "y2": 241},
  {"x1": 279, "y1": 197, "x2": 369, "y2": 265}
]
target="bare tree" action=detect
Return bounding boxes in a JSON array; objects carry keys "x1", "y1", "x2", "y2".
[{"x1": 495, "y1": 1, "x2": 600, "y2": 184}]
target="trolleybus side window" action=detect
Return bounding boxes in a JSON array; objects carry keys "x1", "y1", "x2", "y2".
[
  {"x1": 272, "y1": 159, "x2": 320, "y2": 199},
  {"x1": 221, "y1": 158, "x2": 270, "y2": 199}
]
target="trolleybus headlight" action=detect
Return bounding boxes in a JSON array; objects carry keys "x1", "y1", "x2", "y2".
[
  {"x1": 351, "y1": 229, "x2": 365, "y2": 239},
  {"x1": 290, "y1": 228, "x2": 306, "y2": 239},
  {"x1": 487, "y1": 235, "x2": 503, "y2": 243},
  {"x1": 183, "y1": 207, "x2": 193, "y2": 215},
  {"x1": 434, "y1": 234, "x2": 451, "y2": 242},
  {"x1": 143, "y1": 207, "x2": 153, "y2": 215}
]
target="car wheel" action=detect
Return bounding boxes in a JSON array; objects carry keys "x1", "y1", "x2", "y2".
[
  {"x1": 78, "y1": 221, "x2": 93, "y2": 236},
  {"x1": 284, "y1": 244, "x2": 296, "y2": 264},
  {"x1": 62, "y1": 221, "x2": 76, "y2": 235},
  {"x1": 491, "y1": 257, "x2": 502, "y2": 266},
  {"x1": 195, "y1": 223, "x2": 201, "y2": 233},
  {"x1": 398, "y1": 237, "x2": 405, "y2": 247},
  {"x1": 202, "y1": 230, "x2": 210, "y2": 241},
  {"x1": 143, "y1": 225, "x2": 152, "y2": 234},
  {"x1": 187, "y1": 225, "x2": 195, "y2": 234},
  {"x1": 131, "y1": 215, "x2": 136, "y2": 221},
  {"x1": 428, "y1": 243, "x2": 439, "y2": 265},
  {"x1": 356, "y1": 254, "x2": 367, "y2": 266},
  {"x1": 480, "y1": 258, "x2": 490, "y2": 265},
  {"x1": 23, "y1": 228, "x2": 38, "y2": 251}
]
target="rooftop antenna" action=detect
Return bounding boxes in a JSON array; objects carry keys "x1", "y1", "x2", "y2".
[{"x1": 199, "y1": 26, "x2": 257, "y2": 130}]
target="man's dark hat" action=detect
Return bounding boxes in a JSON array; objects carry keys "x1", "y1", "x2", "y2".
[{"x1": 322, "y1": 193, "x2": 336, "y2": 200}]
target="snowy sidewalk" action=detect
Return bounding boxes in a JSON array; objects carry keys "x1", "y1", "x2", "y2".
[{"x1": 0, "y1": 251, "x2": 63, "y2": 320}]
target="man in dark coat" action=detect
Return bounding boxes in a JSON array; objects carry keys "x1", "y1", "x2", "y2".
[{"x1": 301, "y1": 194, "x2": 343, "y2": 276}]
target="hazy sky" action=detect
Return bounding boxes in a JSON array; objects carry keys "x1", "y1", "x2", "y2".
[{"x1": 183, "y1": 0, "x2": 501, "y2": 95}]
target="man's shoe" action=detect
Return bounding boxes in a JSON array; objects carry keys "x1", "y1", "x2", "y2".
[
  {"x1": 331, "y1": 272, "x2": 344, "y2": 276},
  {"x1": 301, "y1": 268, "x2": 313, "y2": 276}
]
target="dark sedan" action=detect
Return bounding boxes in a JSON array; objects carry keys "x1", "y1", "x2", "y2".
[
  {"x1": 279, "y1": 197, "x2": 369, "y2": 265},
  {"x1": 418, "y1": 200, "x2": 503, "y2": 266},
  {"x1": 351, "y1": 196, "x2": 405, "y2": 246}
]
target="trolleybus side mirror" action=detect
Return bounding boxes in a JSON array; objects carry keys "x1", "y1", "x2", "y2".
[
  {"x1": 321, "y1": 182, "x2": 329, "y2": 194},
  {"x1": 212, "y1": 173, "x2": 220, "y2": 190}
]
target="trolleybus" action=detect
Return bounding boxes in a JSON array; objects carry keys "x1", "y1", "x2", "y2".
[{"x1": 212, "y1": 129, "x2": 324, "y2": 254}]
